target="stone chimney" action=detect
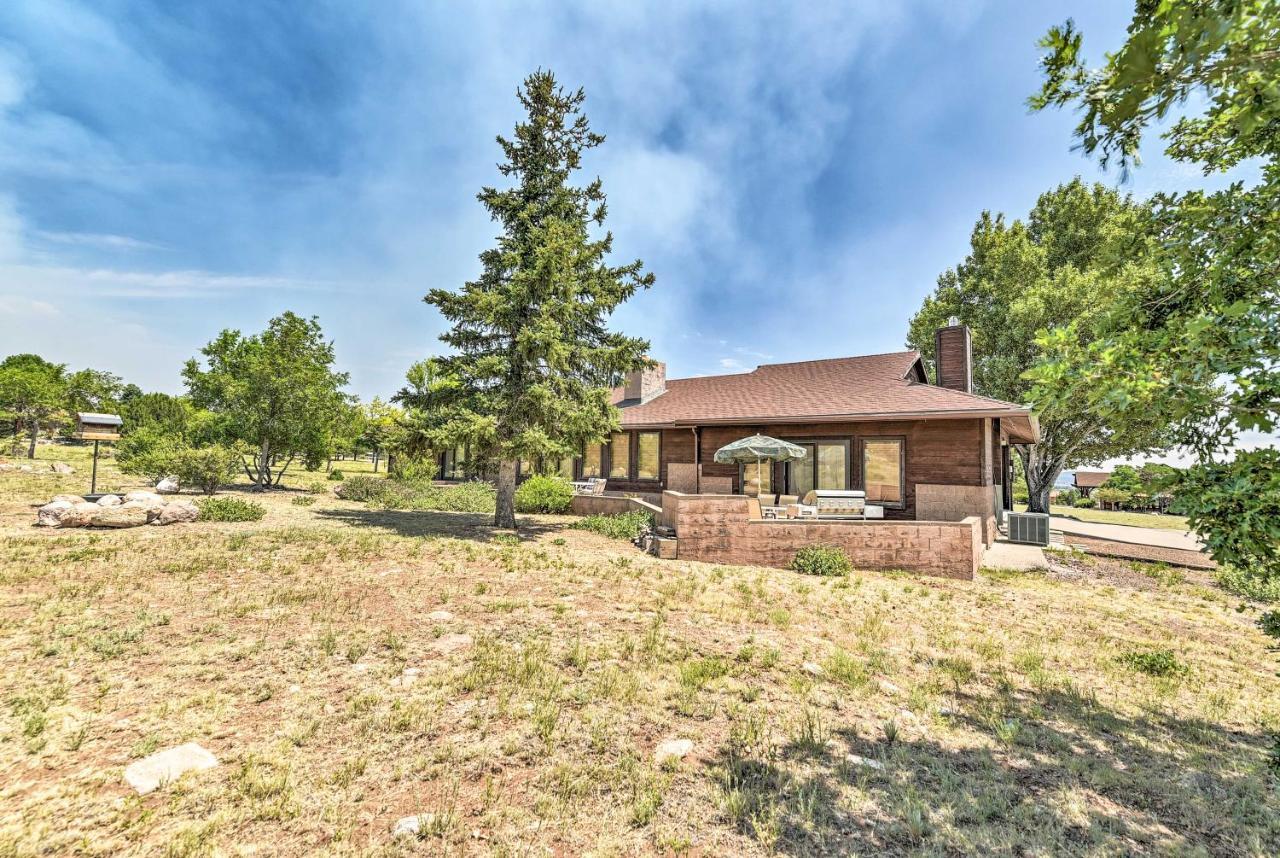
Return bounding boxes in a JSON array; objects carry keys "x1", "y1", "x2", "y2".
[
  {"x1": 934, "y1": 318, "x2": 973, "y2": 393},
  {"x1": 624, "y1": 360, "x2": 666, "y2": 403}
]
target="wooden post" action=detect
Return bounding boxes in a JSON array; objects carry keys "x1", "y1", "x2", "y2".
[{"x1": 91, "y1": 439, "x2": 99, "y2": 496}]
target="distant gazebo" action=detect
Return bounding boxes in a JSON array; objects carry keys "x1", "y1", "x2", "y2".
[{"x1": 1072, "y1": 470, "x2": 1111, "y2": 498}]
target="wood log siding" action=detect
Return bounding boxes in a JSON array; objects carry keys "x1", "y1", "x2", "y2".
[{"x1": 605, "y1": 418, "x2": 986, "y2": 519}]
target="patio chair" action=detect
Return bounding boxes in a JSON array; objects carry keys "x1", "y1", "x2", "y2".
[{"x1": 746, "y1": 497, "x2": 764, "y2": 520}]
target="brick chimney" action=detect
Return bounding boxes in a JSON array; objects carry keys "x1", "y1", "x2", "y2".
[
  {"x1": 934, "y1": 318, "x2": 973, "y2": 393},
  {"x1": 624, "y1": 360, "x2": 666, "y2": 403}
]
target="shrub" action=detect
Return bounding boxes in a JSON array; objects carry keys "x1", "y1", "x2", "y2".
[
  {"x1": 307, "y1": 480, "x2": 328, "y2": 494},
  {"x1": 1073, "y1": 496, "x2": 1096, "y2": 508},
  {"x1": 196, "y1": 496, "x2": 266, "y2": 522},
  {"x1": 390, "y1": 456, "x2": 436, "y2": 486},
  {"x1": 337, "y1": 474, "x2": 496, "y2": 513},
  {"x1": 790, "y1": 544, "x2": 853, "y2": 576},
  {"x1": 570, "y1": 509, "x2": 653, "y2": 540},
  {"x1": 327, "y1": 469, "x2": 345, "y2": 481},
  {"x1": 1216, "y1": 566, "x2": 1280, "y2": 603},
  {"x1": 1258, "y1": 610, "x2": 1280, "y2": 639},
  {"x1": 291, "y1": 495, "x2": 316, "y2": 507},
  {"x1": 1119, "y1": 647, "x2": 1189, "y2": 678},
  {"x1": 514, "y1": 474, "x2": 574, "y2": 513},
  {"x1": 170, "y1": 445, "x2": 240, "y2": 495},
  {"x1": 116, "y1": 427, "x2": 182, "y2": 483}
]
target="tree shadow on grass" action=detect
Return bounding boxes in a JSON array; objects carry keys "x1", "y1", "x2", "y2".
[
  {"x1": 705, "y1": 682, "x2": 1279, "y2": 855},
  {"x1": 312, "y1": 506, "x2": 566, "y2": 543}
]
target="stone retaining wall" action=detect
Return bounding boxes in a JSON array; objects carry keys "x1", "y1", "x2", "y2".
[
  {"x1": 916, "y1": 483, "x2": 998, "y2": 547},
  {"x1": 569, "y1": 494, "x2": 662, "y2": 518},
  {"x1": 666, "y1": 491, "x2": 981, "y2": 580}
]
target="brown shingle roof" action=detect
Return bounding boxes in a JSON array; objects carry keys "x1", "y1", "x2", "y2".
[
  {"x1": 614, "y1": 351, "x2": 1036, "y2": 439},
  {"x1": 1072, "y1": 471, "x2": 1111, "y2": 488}
]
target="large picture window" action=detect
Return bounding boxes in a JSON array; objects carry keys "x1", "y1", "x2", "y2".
[
  {"x1": 609, "y1": 432, "x2": 630, "y2": 479},
  {"x1": 785, "y1": 441, "x2": 848, "y2": 496},
  {"x1": 862, "y1": 438, "x2": 904, "y2": 506},
  {"x1": 582, "y1": 444, "x2": 603, "y2": 478},
  {"x1": 636, "y1": 432, "x2": 660, "y2": 480}
]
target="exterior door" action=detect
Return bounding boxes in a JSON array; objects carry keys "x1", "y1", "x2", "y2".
[{"x1": 786, "y1": 441, "x2": 849, "y2": 495}]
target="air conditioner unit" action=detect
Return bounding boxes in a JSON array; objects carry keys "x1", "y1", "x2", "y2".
[{"x1": 1006, "y1": 511, "x2": 1050, "y2": 546}]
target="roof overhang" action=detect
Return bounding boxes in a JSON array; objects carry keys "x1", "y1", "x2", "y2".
[{"x1": 620, "y1": 408, "x2": 1041, "y2": 442}]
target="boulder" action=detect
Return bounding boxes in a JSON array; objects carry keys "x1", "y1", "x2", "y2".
[
  {"x1": 121, "y1": 499, "x2": 164, "y2": 523},
  {"x1": 18, "y1": 464, "x2": 34, "y2": 473},
  {"x1": 36, "y1": 500, "x2": 74, "y2": 527},
  {"x1": 66, "y1": 502, "x2": 102, "y2": 527},
  {"x1": 50, "y1": 462, "x2": 74, "y2": 474},
  {"x1": 124, "y1": 490, "x2": 164, "y2": 504},
  {"x1": 123, "y1": 743, "x2": 219, "y2": 795},
  {"x1": 155, "y1": 476, "x2": 180, "y2": 494},
  {"x1": 96, "y1": 494, "x2": 122, "y2": 507},
  {"x1": 654, "y1": 738, "x2": 694, "y2": 765},
  {"x1": 51, "y1": 494, "x2": 86, "y2": 505},
  {"x1": 156, "y1": 501, "x2": 199, "y2": 526},
  {"x1": 89, "y1": 506, "x2": 149, "y2": 528}
]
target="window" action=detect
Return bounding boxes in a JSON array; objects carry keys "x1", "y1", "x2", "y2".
[
  {"x1": 636, "y1": 432, "x2": 660, "y2": 480},
  {"x1": 518, "y1": 458, "x2": 533, "y2": 478},
  {"x1": 582, "y1": 444, "x2": 603, "y2": 478},
  {"x1": 862, "y1": 438, "x2": 904, "y2": 506},
  {"x1": 609, "y1": 432, "x2": 630, "y2": 479},
  {"x1": 442, "y1": 444, "x2": 467, "y2": 480},
  {"x1": 786, "y1": 441, "x2": 848, "y2": 496},
  {"x1": 558, "y1": 457, "x2": 576, "y2": 481}
]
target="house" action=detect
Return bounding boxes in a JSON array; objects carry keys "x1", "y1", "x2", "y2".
[{"x1": 1072, "y1": 471, "x2": 1111, "y2": 498}]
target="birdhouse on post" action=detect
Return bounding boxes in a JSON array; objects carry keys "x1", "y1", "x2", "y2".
[
  {"x1": 74, "y1": 412, "x2": 122, "y2": 497},
  {"x1": 74, "y1": 413, "x2": 123, "y2": 441}
]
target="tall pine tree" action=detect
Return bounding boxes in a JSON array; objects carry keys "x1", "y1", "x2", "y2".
[{"x1": 426, "y1": 70, "x2": 653, "y2": 528}]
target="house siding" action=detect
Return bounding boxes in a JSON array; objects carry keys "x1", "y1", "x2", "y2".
[{"x1": 606, "y1": 418, "x2": 987, "y2": 520}]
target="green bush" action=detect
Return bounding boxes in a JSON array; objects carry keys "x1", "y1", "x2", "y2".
[
  {"x1": 570, "y1": 509, "x2": 653, "y2": 540},
  {"x1": 1073, "y1": 496, "x2": 1096, "y2": 508},
  {"x1": 196, "y1": 496, "x2": 266, "y2": 522},
  {"x1": 307, "y1": 480, "x2": 328, "y2": 494},
  {"x1": 514, "y1": 474, "x2": 574, "y2": 513},
  {"x1": 1258, "y1": 610, "x2": 1280, "y2": 639},
  {"x1": 1119, "y1": 647, "x2": 1189, "y2": 678},
  {"x1": 338, "y1": 474, "x2": 496, "y2": 513},
  {"x1": 291, "y1": 495, "x2": 316, "y2": 507},
  {"x1": 170, "y1": 444, "x2": 240, "y2": 495},
  {"x1": 790, "y1": 544, "x2": 853, "y2": 576},
  {"x1": 1217, "y1": 566, "x2": 1280, "y2": 603},
  {"x1": 390, "y1": 456, "x2": 436, "y2": 486},
  {"x1": 327, "y1": 469, "x2": 345, "y2": 481},
  {"x1": 116, "y1": 427, "x2": 182, "y2": 483}
]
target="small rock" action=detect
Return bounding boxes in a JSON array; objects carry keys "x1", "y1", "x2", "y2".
[
  {"x1": 36, "y1": 500, "x2": 74, "y2": 527},
  {"x1": 18, "y1": 464, "x2": 34, "y2": 473},
  {"x1": 431, "y1": 633, "x2": 473, "y2": 655},
  {"x1": 845, "y1": 753, "x2": 885, "y2": 771},
  {"x1": 392, "y1": 813, "x2": 435, "y2": 838},
  {"x1": 124, "y1": 490, "x2": 164, "y2": 504},
  {"x1": 156, "y1": 501, "x2": 198, "y2": 526},
  {"x1": 50, "y1": 462, "x2": 74, "y2": 474},
  {"x1": 352, "y1": 662, "x2": 371, "y2": 673},
  {"x1": 427, "y1": 610, "x2": 454, "y2": 622},
  {"x1": 51, "y1": 494, "x2": 86, "y2": 505},
  {"x1": 654, "y1": 738, "x2": 693, "y2": 765},
  {"x1": 392, "y1": 667, "x2": 422, "y2": 688},
  {"x1": 801, "y1": 661, "x2": 823, "y2": 676},
  {"x1": 155, "y1": 476, "x2": 180, "y2": 494},
  {"x1": 96, "y1": 494, "x2": 122, "y2": 507},
  {"x1": 89, "y1": 506, "x2": 149, "y2": 528},
  {"x1": 877, "y1": 678, "x2": 903, "y2": 695},
  {"x1": 123, "y1": 743, "x2": 219, "y2": 795}
]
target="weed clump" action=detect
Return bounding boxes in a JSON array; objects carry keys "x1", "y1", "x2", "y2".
[
  {"x1": 1119, "y1": 647, "x2": 1189, "y2": 678},
  {"x1": 196, "y1": 497, "x2": 267, "y2": 522},
  {"x1": 570, "y1": 509, "x2": 653, "y2": 540},
  {"x1": 790, "y1": 545, "x2": 852, "y2": 577}
]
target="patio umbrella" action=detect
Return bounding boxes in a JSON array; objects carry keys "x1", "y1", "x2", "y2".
[{"x1": 713, "y1": 434, "x2": 807, "y2": 495}]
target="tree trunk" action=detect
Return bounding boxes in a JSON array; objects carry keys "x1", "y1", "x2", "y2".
[
  {"x1": 372, "y1": 447, "x2": 379, "y2": 473},
  {"x1": 256, "y1": 439, "x2": 271, "y2": 491},
  {"x1": 494, "y1": 459, "x2": 518, "y2": 529},
  {"x1": 1018, "y1": 446, "x2": 1065, "y2": 514},
  {"x1": 27, "y1": 419, "x2": 37, "y2": 458}
]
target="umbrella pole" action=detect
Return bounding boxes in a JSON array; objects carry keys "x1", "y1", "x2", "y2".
[{"x1": 757, "y1": 458, "x2": 762, "y2": 496}]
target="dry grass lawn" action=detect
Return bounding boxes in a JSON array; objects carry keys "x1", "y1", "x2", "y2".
[{"x1": 2, "y1": 444, "x2": 1278, "y2": 856}]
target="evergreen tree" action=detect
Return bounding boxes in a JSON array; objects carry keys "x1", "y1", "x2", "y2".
[{"x1": 426, "y1": 70, "x2": 653, "y2": 528}]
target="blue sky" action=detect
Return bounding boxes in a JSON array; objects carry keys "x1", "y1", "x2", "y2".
[{"x1": 0, "y1": 1, "x2": 1267, "y2": 467}]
